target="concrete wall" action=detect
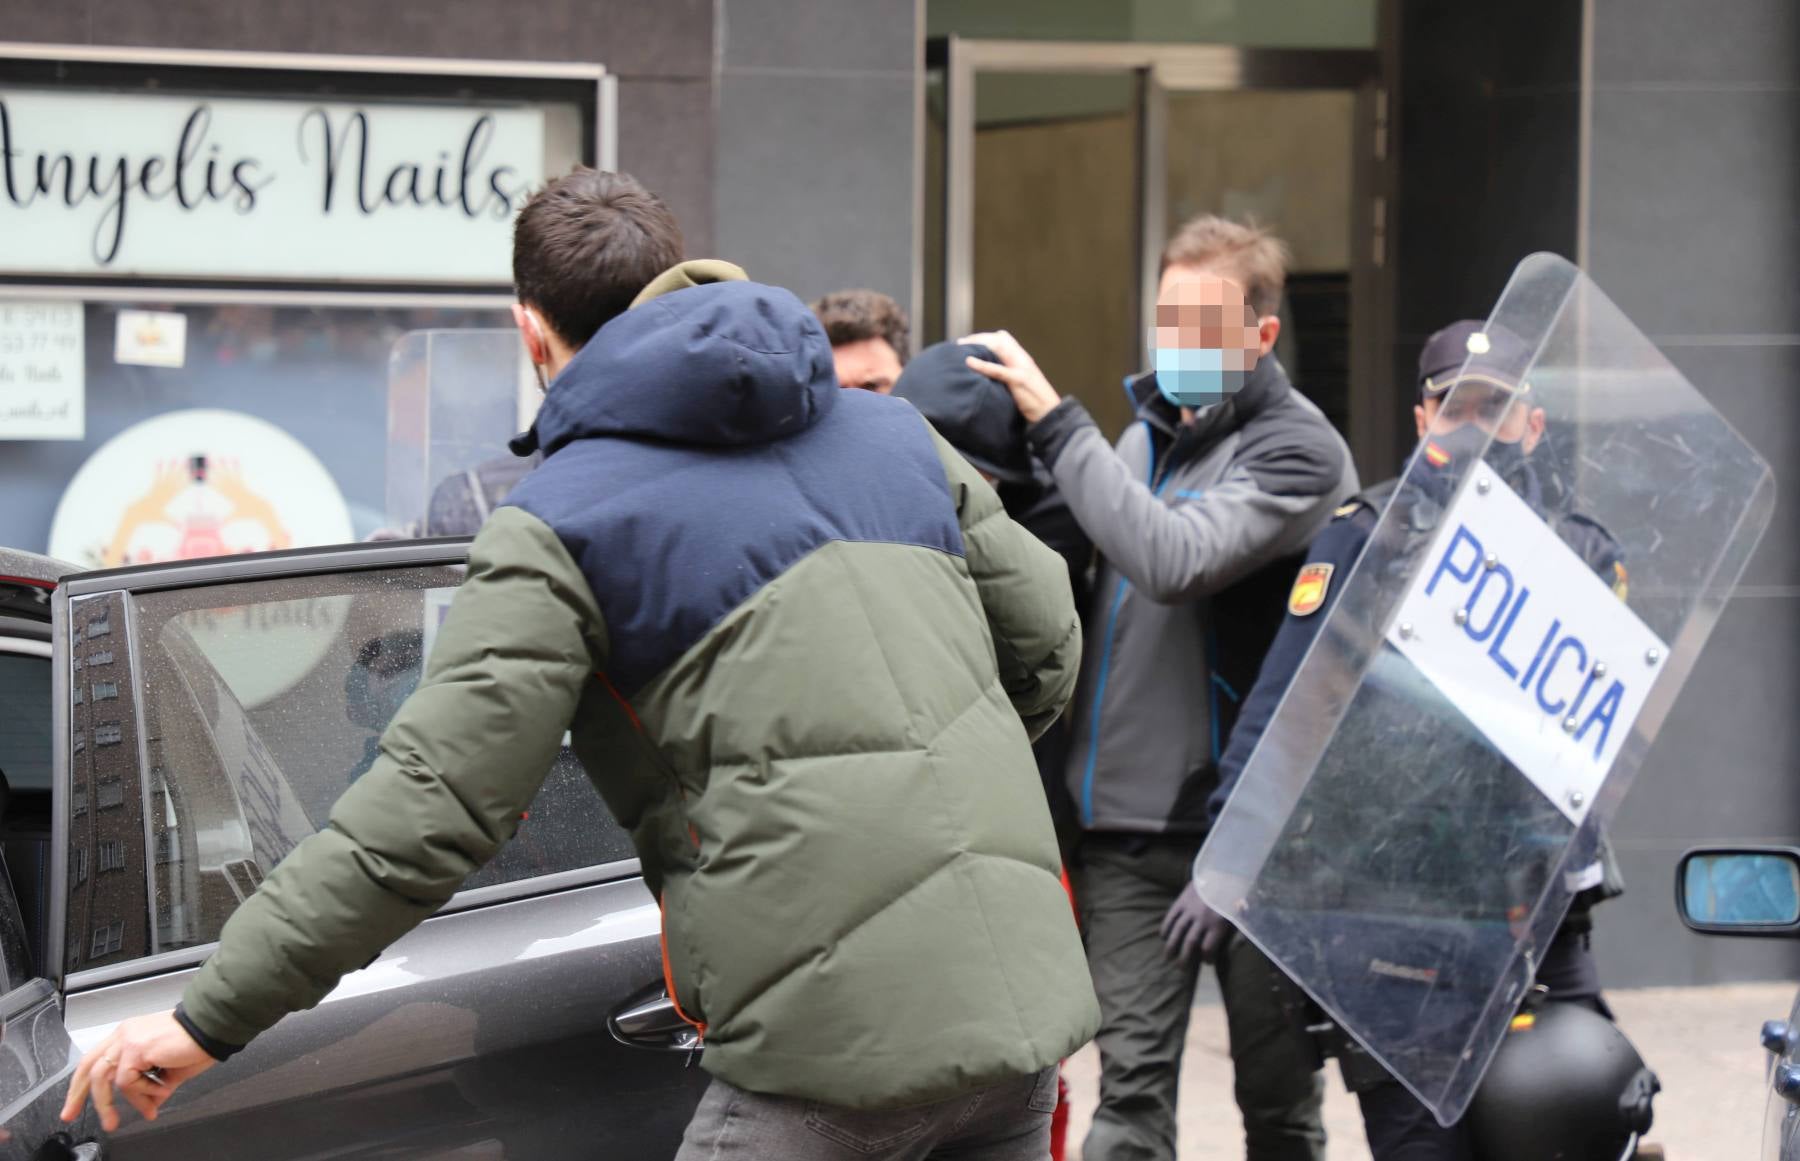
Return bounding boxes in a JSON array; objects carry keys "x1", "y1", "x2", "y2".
[
  {"x1": 713, "y1": 0, "x2": 919, "y2": 312},
  {"x1": 1584, "y1": 0, "x2": 1800, "y2": 986}
]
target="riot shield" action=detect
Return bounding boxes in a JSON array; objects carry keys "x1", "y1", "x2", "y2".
[
  {"x1": 1195, "y1": 253, "x2": 1775, "y2": 1125},
  {"x1": 385, "y1": 328, "x2": 537, "y2": 536}
]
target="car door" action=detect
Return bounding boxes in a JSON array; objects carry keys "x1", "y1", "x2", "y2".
[
  {"x1": 1767, "y1": 987, "x2": 1800, "y2": 1161},
  {"x1": 0, "y1": 602, "x2": 110, "y2": 1161},
  {"x1": 44, "y1": 541, "x2": 705, "y2": 1159}
]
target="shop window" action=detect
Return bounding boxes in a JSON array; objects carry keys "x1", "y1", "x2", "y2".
[{"x1": 127, "y1": 563, "x2": 634, "y2": 960}]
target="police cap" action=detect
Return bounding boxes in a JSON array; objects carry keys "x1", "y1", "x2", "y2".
[{"x1": 1419, "y1": 320, "x2": 1535, "y2": 402}]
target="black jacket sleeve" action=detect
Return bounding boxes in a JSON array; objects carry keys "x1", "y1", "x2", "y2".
[{"x1": 1206, "y1": 510, "x2": 1374, "y2": 828}]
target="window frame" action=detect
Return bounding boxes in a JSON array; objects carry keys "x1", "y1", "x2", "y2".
[{"x1": 53, "y1": 539, "x2": 643, "y2": 994}]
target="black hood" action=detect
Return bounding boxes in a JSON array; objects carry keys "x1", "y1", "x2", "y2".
[{"x1": 892, "y1": 340, "x2": 1034, "y2": 485}]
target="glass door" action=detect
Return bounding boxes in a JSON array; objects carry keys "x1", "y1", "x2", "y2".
[{"x1": 933, "y1": 40, "x2": 1390, "y2": 462}]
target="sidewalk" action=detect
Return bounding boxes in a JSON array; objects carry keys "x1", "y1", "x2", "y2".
[{"x1": 1062, "y1": 981, "x2": 1791, "y2": 1159}]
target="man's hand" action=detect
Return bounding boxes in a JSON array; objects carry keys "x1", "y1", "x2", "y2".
[
  {"x1": 960, "y1": 330, "x2": 1062, "y2": 424},
  {"x1": 61, "y1": 1011, "x2": 219, "y2": 1131},
  {"x1": 1160, "y1": 883, "x2": 1234, "y2": 965}
]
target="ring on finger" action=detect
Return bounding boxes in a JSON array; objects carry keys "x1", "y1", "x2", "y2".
[{"x1": 140, "y1": 1067, "x2": 165, "y2": 1086}]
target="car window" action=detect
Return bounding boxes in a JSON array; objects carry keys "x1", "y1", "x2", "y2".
[
  {"x1": 65, "y1": 565, "x2": 634, "y2": 972},
  {"x1": 0, "y1": 651, "x2": 52, "y2": 792}
]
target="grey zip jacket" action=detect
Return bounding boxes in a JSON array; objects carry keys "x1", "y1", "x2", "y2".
[{"x1": 1026, "y1": 358, "x2": 1358, "y2": 834}]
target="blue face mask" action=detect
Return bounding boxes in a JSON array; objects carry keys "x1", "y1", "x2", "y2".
[{"x1": 1153, "y1": 346, "x2": 1252, "y2": 408}]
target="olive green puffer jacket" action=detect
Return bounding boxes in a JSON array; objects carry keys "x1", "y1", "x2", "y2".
[{"x1": 180, "y1": 261, "x2": 1098, "y2": 1109}]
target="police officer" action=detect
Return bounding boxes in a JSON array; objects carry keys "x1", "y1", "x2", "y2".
[{"x1": 1161, "y1": 320, "x2": 1652, "y2": 1160}]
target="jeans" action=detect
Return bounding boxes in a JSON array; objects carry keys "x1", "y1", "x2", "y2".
[{"x1": 674, "y1": 1068, "x2": 1058, "y2": 1160}]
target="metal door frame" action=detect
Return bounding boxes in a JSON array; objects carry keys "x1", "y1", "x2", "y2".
[{"x1": 930, "y1": 37, "x2": 1394, "y2": 473}]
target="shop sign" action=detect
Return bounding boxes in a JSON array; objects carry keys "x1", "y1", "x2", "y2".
[{"x1": 0, "y1": 87, "x2": 547, "y2": 283}]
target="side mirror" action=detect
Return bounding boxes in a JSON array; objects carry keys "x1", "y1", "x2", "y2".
[{"x1": 1677, "y1": 846, "x2": 1800, "y2": 935}]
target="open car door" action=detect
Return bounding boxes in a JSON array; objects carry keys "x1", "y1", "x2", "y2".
[{"x1": 41, "y1": 541, "x2": 703, "y2": 1159}]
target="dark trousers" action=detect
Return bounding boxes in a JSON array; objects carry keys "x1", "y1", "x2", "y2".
[
  {"x1": 1354, "y1": 924, "x2": 1608, "y2": 1161},
  {"x1": 1075, "y1": 835, "x2": 1326, "y2": 1161}
]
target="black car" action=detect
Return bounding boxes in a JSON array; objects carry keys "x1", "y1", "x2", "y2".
[{"x1": 0, "y1": 543, "x2": 706, "y2": 1159}]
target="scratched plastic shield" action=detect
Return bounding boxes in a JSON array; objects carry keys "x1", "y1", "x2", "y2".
[
  {"x1": 1194, "y1": 253, "x2": 1775, "y2": 1124},
  {"x1": 385, "y1": 328, "x2": 533, "y2": 535}
]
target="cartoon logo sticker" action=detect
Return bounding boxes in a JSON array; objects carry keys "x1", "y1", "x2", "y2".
[{"x1": 50, "y1": 409, "x2": 352, "y2": 569}]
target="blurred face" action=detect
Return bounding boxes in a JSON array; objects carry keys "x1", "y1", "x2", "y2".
[
  {"x1": 1150, "y1": 268, "x2": 1279, "y2": 412},
  {"x1": 832, "y1": 338, "x2": 903, "y2": 394},
  {"x1": 1157, "y1": 263, "x2": 1281, "y2": 358}
]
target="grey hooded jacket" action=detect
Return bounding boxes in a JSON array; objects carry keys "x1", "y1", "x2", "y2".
[{"x1": 1027, "y1": 357, "x2": 1358, "y2": 834}]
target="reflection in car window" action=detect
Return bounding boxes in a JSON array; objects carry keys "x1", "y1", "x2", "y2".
[
  {"x1": 0, "y1": 653, "x2": 52, "y2": 791},
  {"x1": 65, "y1": 592, "x2": 148, "y2": 974},
  {"x1": 74, "y1": 565, "x2": 633, "y2": 967}
]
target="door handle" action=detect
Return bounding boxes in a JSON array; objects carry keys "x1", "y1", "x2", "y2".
[
  {"x1": 1774, "y1": 1063, "x2": 1800, "y2": 1105},
  {"x1": 609, "y1": 990, "x2": 701, "y2": 1052}
]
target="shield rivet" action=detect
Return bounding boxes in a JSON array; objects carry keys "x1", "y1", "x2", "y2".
[
  {"x1": 1645, "y1": 648, "x2": 1662, "y2": 665},
  {"x1": 1569, "y1": 790, "x2": 1586, "y2": 808},
  {"x1": 1453, "y1": 608, "x2": 1469, "y2": 626},
  {"x1": 1593, "y1": 661, "x2": 1608, "y2": 678},
  {"x1": 1483, "y1": 554, "x2": 1499, "y2": 571},
  {"x1": 1562, "y1": 716, "x2": 1578, "y2": 733},
  {"x1": 1476, "y1": 477, "x2": 1492, "y2": 495},
  {"x1": 1399, "y1": 622, "x2": 1415, "y2": 640}
]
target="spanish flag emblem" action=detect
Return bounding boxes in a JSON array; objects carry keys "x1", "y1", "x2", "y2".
[
  {"x1": 1288, "y1": 563, "x2": 1334, "y2": 617},
  {"x1": 1423, "y1": 442, "x2": 1452, "y2": 469}
]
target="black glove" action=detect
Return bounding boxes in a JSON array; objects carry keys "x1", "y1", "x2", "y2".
[{"x1": 1160, "y1": 883, "x2": 1233, "y2": 964}]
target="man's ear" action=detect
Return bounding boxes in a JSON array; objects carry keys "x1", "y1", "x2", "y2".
[
  {"x1": 513, "y1": 303, "x2": 550, "y2": 366},
  {"x1": 1522, "y1": 405, "x2": 1548, "y2": 453},
  {"x1": 1257, "y1": 315, "x2": 1281, "y2": 357},
  {"x1": 1414, "y1": 403, "x2": 1430, "y2": 440}
]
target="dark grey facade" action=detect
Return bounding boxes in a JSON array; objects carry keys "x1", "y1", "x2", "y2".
[
  {"x1": 1585, "y1": 0, "x2": 1800, "y2": 987},
  {"x1": 0, "y1": 0, "x2": 921, "y2": 307},
  {"x1": 1397, "y1": 0, "x2": 1800, "y2": 986}
]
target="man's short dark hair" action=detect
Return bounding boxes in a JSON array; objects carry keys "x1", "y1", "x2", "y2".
[
  {"x1": 513, "y1": 168, "x2": 685, "y2": 348},
  {"x1": 809, "y1": 289, "x2": 911, "y2": 363}
]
